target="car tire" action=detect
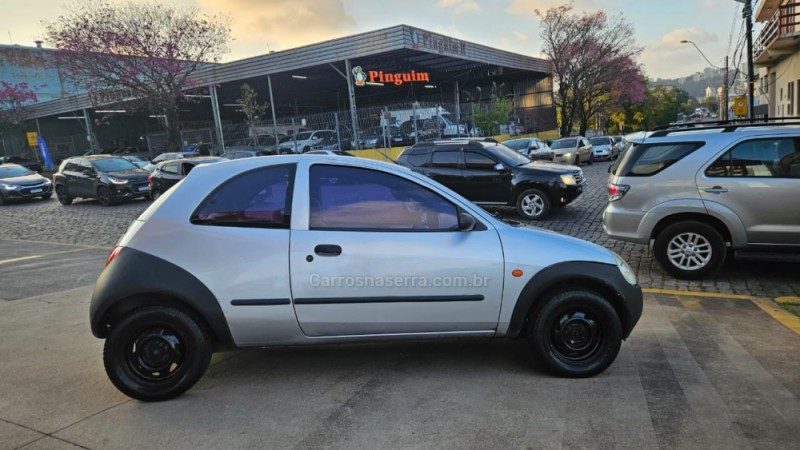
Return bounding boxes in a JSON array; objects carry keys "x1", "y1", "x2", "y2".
[
  {"x1": 588, "y1": 154, "x2": 594, "y2": 165},
  {"x1": 0, "y1": 193, "x2": 5, "y2": 205},
  {"x1": 654, "y1": 221, "x2": 726, "y2": 280},
  {"x1": 97, "y1": 186, "x2": 114, "y2": 206},
  {"x1": 151, "y1": 190, "x2": 162, "y2": 201},
  {"x1": 516, "y1": 188, "x2": 551, "y2": 220},
  {"x1": 103, "y1": 306, "x2": 212, "y2": 402},
  {"x1": 528, "y1": 289, "x2": 622, "y2": 377},
  {"x1": 302, "y1": 146, "x2": 310, "y2": 153},
  {"x1": 55, "y1": 186, "x2": 73, "y2": 205}
]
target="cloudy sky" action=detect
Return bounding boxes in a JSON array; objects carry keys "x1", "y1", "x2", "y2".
[{"x1": 1, "y1": 0, "x2": 753, "y2": 80}]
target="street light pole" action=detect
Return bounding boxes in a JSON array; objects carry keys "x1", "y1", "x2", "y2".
[
  {"x1": 681, "y1": 39, "x2": 729, "y2": 120},
  {"x1": 744, "y1": 0, "x2": 755, "y2": 120}
]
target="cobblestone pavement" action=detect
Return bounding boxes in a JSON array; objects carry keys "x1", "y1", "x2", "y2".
[{"x1": 0, "y1": 159, "x2": 798, "y2": 298}]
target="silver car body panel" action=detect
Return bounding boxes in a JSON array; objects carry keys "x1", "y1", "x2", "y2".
[{"x1": 118, "y1": 155, "x2": 626, "y2": 347}]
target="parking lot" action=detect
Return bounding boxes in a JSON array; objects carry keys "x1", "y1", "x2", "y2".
[{"x1": 1, "y1": 156, "x2": 799, "y2": 449}]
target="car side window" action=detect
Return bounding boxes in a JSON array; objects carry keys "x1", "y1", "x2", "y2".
[
  {"x1": 161, "y1": 163, "x2": 179, "y2": 175},
  {"x1": 430, "y1": 149, "x2": 460, "y2": 168},
  {"x1": 622, "y1": 143, "x2": 703, "y2": 176},
  {"x1": 190, "y1": 165, "x2": 294, "y2": 228},
  {"x1": 79, "y1": 160, "x2": 93, "y2": 173},
  {"x1": 464, "y1": 151, "x2": 497, "y2": 170},
  {"x1": 309, "y1": 165, "x2": 459, "y2": 231},
  {"x1": 405, "y1": 148, "x2": 430, "y2": 167},
  {"x1": 706, "y1": 138, "x2": 800, "y2": 178}
]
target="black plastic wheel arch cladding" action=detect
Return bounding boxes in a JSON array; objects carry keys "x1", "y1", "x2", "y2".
[
  {"x1": 90, "y1": 247, "x2": 235, "y2": 349},
  {"x1": 507, "y1": 261, "x2": 643, "y2": 339}
]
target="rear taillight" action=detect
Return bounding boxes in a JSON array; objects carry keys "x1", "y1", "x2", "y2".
[
  {"x1": 608, "y1": 183, "x2": 629, "y2": 202},
  {"x1": 105, "y1": 246, "x2": 122, "y2": 267},
  {"x1": 147, "y1": 175, "x2": 153, "y2": 182}
]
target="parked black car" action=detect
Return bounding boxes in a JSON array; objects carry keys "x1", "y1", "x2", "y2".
[
  {"x1": 53, "y1": 155, "x2": 150, "y2": 206},
  {"x1": 396, "y1": 140, "x2": 587, "y2": 219},
  {"x1": 0, "y1": 163, "x2": 53, "y2": 205},
  {"x1": 148, "y1": 156, "x2": 227, "y2": 199}
]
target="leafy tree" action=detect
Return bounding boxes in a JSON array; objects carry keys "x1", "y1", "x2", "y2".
[
  {"x1": 43, "y1": 1, "x2": 231, "y2": 151},
  {"x1": 536, "y1": 3, "x2": 643, "y2": 136},
  {"x1": 0, "y1": 82, "x2": 38, "y2": 130},
  {"x1": 237, "y1": 84, "x2": 269, "y2": 144},
  {"x1": 473, "y1": 83, "x2": 514, "y2": 136}
]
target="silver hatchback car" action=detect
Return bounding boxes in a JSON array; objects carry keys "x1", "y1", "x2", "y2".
[
  {"x1": 603, "y1": 123, "x2": 800, "y2": 279},
  {"x1": 91, "y1": 155, "x2": 642, "y2": 401}
]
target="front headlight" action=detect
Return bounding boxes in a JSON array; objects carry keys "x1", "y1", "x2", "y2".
[
  {"x1": 560, "y1": 174, "x2": 577, "y2": 186},
  {"x1": 562, "y1": 152, "x2": 573, "y2": 159},
  {"x1": 43, "y1": 178, "x2": 52, "y2": 185},
  {"x1": 611, "y1": 251, "x2": 637, "y2": 285},
  {"x1": 107, "y1": 177, "x2": 129, "y2": 185},
  {"x1": 0, "y1": 183, "x2": 20, "y2": 190}
]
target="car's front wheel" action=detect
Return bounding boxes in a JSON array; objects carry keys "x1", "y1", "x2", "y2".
[
  {"x1": 516, "y1": 188, "x2": 551, "y2": 220},
  {"x1": 654, "y1": 221, "x2": 726, "y2": 279},
  {"x1": 103, "y1": 306, "x2": 212, "y2": 401},
  {"x1": 529, "y1": 289, "x2": 622, "y2": 377},
  {"x1": 97, "y1": 186, "x2": 114, "y2": 206},
  {"x1": 55, "y1": 186, "x2": 72, "y2": 205}
]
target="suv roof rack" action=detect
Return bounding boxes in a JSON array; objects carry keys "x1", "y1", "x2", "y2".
[{"x1": 649, "y1": 117, "x2": 800, "y2": 137}]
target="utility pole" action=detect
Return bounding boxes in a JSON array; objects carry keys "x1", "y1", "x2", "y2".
[
  {"x1": 723, "y1": 56, "x2": 729, "y2": 121},
  {"x1": 744, "y1": 0, "x2": 755, "y2": 120}
]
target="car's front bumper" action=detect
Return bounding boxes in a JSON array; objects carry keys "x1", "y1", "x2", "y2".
[
  {"x1": 110, "y1": 181, "x2": 150, "y2": 199},
  {"x1": 1, "y1": 182, "x2": 53, "y2": 199}
]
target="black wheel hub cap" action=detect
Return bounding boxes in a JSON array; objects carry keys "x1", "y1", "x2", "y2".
[
  {"x1": 129, "y1": 328, "x2": 183, "y2": 380},
  {"x1": 551, "y1": 311, "x2": 602, "y2": 362}
]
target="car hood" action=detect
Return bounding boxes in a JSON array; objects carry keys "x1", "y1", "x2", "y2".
[
  {"x1": 593, "y1": 144, "x2": 611, "y2": 151},
  {"x1": 107, "y1": 169, "x2": 149, "y2": 179},
  {"x1": 0, "y1": 173, "x2": 47, "y2": 186},
  {"x1": 516, "y1": 162, "x2": 575, "y2": 174},
  {"x1": 551, "y1": 148, "x2": 576, "y2": 154}
]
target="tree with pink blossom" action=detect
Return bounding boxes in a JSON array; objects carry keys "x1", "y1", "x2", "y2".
[
  {"x1": 0, "y1": 81, "x2": 38, "y2": 130},
  {"x1": 536, "y1": 3, "x2": 643, "y2": 136},
  {"x1": 43, "y1": 1, "x2": 231, "y2": 151}
]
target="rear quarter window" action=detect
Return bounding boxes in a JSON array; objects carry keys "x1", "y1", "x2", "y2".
[{"x1": 618, "y1": 142, "x2": 703, "y2": 176}]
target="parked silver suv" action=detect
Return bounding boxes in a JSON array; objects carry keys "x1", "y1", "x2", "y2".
[{"x1": 603, "y1": 122, "x2": 800, "y2": 279}]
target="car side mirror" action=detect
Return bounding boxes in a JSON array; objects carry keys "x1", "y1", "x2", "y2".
[
  {"x1": 494, "y1": 163, "x2": 506, "y2": 172},
  {"x1": 458, "y1": 212, "x2": 476, "y2": 232}
]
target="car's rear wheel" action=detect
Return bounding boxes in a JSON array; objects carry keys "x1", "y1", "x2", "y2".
[
  {"x1": 103, "y1": 306, "x2": 212, "y2": 401},
  {"x1": 97, "y1": 186, "x2": 114, "y2": 206},
  {"x1": 516, "y1": 188, "x2": 551, "y2": 220},
  {"x1": 151, "y1": 190, "x2": 162, "y2": 201},
  {"x1": 529, "y1": 289, "x2": 622, "y2": 377},
  {"x1": 654, "y1": 221, "x2": 726, "y2": 279},
  {"x1": 55, "y1": 186, "x2": 72, "y2": 205}
]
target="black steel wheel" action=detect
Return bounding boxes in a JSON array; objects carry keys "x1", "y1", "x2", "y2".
[
  {"x1": 55, "y1": 185, "x2": 72, "y2": 205},
  {"x1": 529, "y1": 289, "x2": 622, "y2": 377},
  {"x1": 516, "y1": 188, "x2": 551, "y2": 220},
  {"x1": 151, "y1": 190, "x2": 162, "y2": 200},
  {"x1": 654, "y1": 221, "x2": 726, "y2": 280},
  {"x1": 97, "y1": 186, "x2": 113, "y2": 206},
  {"x1": 103, "y1": 306, "x2": 212, "y2": 401}
]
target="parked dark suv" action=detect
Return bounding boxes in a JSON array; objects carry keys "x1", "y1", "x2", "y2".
[
  {"x1": 397, "y1": 140, "x2": 586, "y2": 219},
  {"x1": 148, "y1": 156, "x2": 227, "y2": 199},
  {"x1": 54, "y1": 155, "x2": 150, "y2": 206}
]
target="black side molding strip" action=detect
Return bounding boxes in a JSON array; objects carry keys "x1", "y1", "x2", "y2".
[
  {"x1": 231, "y1": 298, "x2": 291, "y2": 306},
  {"x1": 294, "y1": 295, "x2": 484, "y2": 305}
]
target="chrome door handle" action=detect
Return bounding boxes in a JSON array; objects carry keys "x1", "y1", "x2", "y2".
[{"x1": 704, "y1": 186, "x2": 728, "y2": 194}]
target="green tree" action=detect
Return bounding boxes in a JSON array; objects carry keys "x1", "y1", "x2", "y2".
[
  {"x1": 473, "y1": 83, "x2": 513, "y2": 136},
  {"x1": 237, "y1": 83, "x2": 269, "y2": 144}
]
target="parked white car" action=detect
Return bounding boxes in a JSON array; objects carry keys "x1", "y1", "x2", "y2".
[{"x1": 278, "y1": 130, "x2": 337, "y2": 153}]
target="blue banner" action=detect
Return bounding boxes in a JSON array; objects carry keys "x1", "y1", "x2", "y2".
[{"x1": 36, "y1": 135, "x2": 54, "y2": 170}]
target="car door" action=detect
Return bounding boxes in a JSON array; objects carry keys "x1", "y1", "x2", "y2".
[
  {"x1": 580, "y1": 138, "x2": 593, "y2": 161},
  {"x1": 462, "y1": 150, "x2": 511, "y2": 203},
  {"x1": 699, "y1": 137, "x2": 800, "y2": 245},
  {"x1": 289, "y1": 162, "x2": 505, "y2": 336},
  {"x1": 159, "y1": 162, "x2": 182, "y2": 191},
  {"x1": 74, "y1": 159, "x2": 97, "y2": 197},
  {"x1": 424, "y1": 147, "x2": 464, "y2": 193}
]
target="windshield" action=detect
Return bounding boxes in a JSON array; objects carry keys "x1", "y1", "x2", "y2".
[
  {"x1": 589, "y1": 137, "x2": 611, "y2": 146},
  {"x1": 440, "y1": 113, "x2": 456, "y2": 126},
  {"x1": 92, "y1": 158, "x2": 139, "y2": 172},
  {"x1": 485, "y1": 143, "x2": 531, "y2": 166},
  {"x1": 0, "y1": 165, "x2": 34, "y2": 178},
  {"x1": 551, "y1": 139, "x2": 577, "y2": 149}
]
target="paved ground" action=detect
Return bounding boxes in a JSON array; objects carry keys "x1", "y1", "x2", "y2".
[
  {"x1": 1, "y1": 159, "x2": 797, "y2": 299},
  {"x1": 1, "y1": 286, "x2": 798, "y2": 449}
]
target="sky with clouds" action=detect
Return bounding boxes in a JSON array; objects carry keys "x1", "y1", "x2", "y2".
[{"x1": 1, "y1": 0, "x2": 754, "y2": 80}]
